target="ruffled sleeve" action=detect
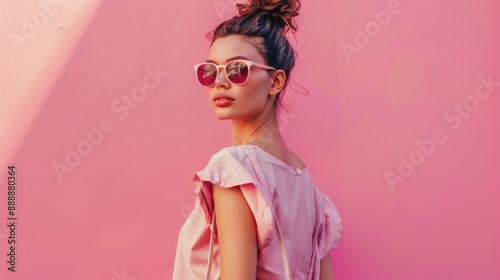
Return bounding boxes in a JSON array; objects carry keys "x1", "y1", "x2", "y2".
[
  {"x1": 317, "y1": 190, "x2": 343, "y2": 261},
  {"x1": 192, "y1": 147, "x2": 275, "y2": 250}
]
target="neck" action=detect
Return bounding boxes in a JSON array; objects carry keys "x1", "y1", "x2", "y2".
[{"x1": 230, "y1": 111, "x2": 284, "y2": 148}]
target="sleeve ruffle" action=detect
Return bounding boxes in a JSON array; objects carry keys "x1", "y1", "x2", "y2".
[
  {"x1": 192, "y1": 147, "x2": 274, "y2": 250},
  {"x1": 317, "y1": 191, "x2": 343, "y2": 260}
]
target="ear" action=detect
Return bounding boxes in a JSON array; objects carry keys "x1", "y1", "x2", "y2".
[{"x1": 268, "y1": 69, "x2": 286, "y2": 97}]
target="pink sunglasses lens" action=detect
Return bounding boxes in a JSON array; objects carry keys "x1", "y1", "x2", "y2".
[
  {"x1": 197, "y1": 64, "x2": 217, "y2": 86},
  {"x1": 226, "y1": 61, "x2": 249, "y2": 84}
]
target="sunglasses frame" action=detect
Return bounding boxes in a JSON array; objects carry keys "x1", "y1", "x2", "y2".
[{"x1": 193, "y1": 59, "x2": 276, "y2": 87}]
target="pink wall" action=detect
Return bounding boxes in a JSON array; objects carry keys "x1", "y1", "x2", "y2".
[{"x1": 0, "y1": 0, "x2": 498, "y2": 279}]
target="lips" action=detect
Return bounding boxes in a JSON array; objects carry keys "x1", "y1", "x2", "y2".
[{"x1": 213, "y1": 94, "x2": 234, "y2": 102}]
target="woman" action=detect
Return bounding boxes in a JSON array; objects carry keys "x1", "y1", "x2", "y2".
[{"x1": 173, "y1": 0, "x2": 343, "y2": 279}]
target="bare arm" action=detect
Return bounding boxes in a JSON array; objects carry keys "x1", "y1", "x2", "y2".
[
  {"x1": 212, "y1": 184, "x2": 257, "y2": 279},
  {"x1": 320, "y1": 255, "x2": 335, "y2": 280}
]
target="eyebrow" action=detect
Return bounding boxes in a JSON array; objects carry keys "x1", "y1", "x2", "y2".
[{"x1": 206, "y1": 56, "x2": 251, "y2": 63}]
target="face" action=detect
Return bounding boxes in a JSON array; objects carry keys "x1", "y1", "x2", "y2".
[{"x1": 204, "y1": 35, "x2": 277, "y2": 121}]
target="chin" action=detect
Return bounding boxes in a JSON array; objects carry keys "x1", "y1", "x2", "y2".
[
  {"x1": 212, "y1": 107, "x2": 236, "y2": 120},
  {"x1": 212, "y1": 111, "x2": 233, "y2": 120},
  {"x1": 214, "y1": 114, "x2": 234, "y2": 120}
]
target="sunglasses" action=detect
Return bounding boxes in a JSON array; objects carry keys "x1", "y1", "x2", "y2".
[{"x1": 193, "y1": 60, "x2": 276, "y2": 87}]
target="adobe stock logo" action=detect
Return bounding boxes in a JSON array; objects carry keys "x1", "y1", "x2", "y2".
[
  {"x1": 111, "y1": 267, "x2": 135, "y2": 280},
  {"x1": 51, "y1": 64, "x2": 169, "y2": 182},
  {"x1": 339, "y1": 0, "x2": 412, "y2": 64},
  {"x1": 384, "y1": 74, "x2": 500, "y2": 192},
  {"x1": 8, "y1": 0, "x2": 77, "y2": 53},
  {"x1": 212, "y1": 0, "x2": 238, "y2": 20}
]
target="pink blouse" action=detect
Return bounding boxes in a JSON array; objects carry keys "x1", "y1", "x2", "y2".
[{"x1": 173, "y1": 144, "x2": 342, "y2": 279}]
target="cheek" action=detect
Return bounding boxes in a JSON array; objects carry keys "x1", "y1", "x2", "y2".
[
  {"x1": 245, "y1": 75, "x2": 270, "y2": 101},
  {"x1": 239, "y1": 84, "x2": 268, "y2": 107}
]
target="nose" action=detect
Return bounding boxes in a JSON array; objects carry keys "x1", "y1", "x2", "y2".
[{"x1": 213, "y1": 67, "x2": 229, "y2": 87}]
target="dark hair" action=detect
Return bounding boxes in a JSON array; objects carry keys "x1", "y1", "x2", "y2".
[{"x1": 207, "y1": 0, "x2": 301, "y2": 114}]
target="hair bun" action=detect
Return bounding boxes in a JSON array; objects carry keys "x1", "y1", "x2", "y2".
[{"x1": 237, "y1": 0, "x2": 301, "y2": 33}]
